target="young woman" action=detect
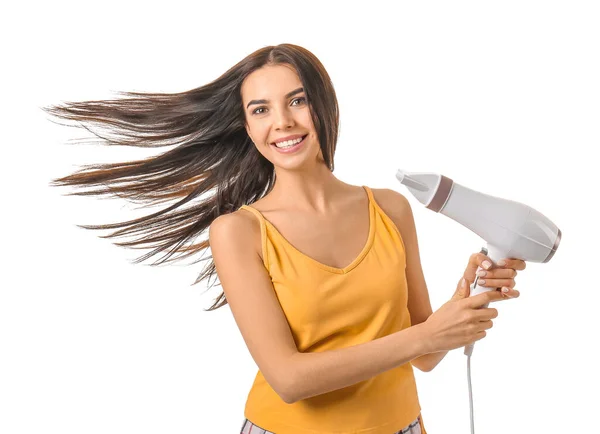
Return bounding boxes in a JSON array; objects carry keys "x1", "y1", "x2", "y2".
[{"x1": 45, "y1": 43, "x2": 524, "y2": 433}]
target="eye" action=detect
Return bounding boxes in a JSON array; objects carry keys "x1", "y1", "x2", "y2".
[
  {"x1": 251, "y1": 97, "x2": 307, "y2": 115},
  {"x1": 291, "y1": 96, "x2": 306, "y2": 106}
]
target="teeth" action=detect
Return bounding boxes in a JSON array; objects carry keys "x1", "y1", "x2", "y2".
[{"x1": 275, "y1": 136, "x2": 303, "y2": 148}]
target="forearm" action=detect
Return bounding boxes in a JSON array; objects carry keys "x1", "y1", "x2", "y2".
[
  {"x1": 410, "y1": 349, "x2": 449, "y2": 372},
  {"x1": 287, "y1": 323, "x2": 431, "y2": 403}
]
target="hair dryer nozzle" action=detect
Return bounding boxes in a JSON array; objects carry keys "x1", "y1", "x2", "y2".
[
  {"x1": 395, "y1": 170, "x2": 430, "y2": 192},
  {"x1": 396, "y1": 169, "x2": 454, "y2": 210}
]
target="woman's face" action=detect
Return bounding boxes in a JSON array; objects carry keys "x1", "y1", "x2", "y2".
[{"x1": 241, "y1": 64, "x2": 323, "y2": 168}]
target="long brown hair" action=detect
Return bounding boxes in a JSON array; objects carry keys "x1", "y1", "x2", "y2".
[{"x1": 44, "y1": 43, "x2": 340, "y2": 311}]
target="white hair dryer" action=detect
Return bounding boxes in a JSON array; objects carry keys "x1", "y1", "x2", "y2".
[
  {"x1": 395, "y1": 169, "x2": 561, "y2": 354},
  {"x1": 395, "y1": 169, "x2": 562, "y2": 432}
]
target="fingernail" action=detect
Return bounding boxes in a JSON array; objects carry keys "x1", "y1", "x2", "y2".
[
  {"x1": 502, "y1": 287, "x2": 509, "y2": 293},
  {"x1": 482, "y1": 260, "x2": 492, "y2": 270},
  {"x1": 498, "y1": 260, "x2": 507, "y2": 266}
]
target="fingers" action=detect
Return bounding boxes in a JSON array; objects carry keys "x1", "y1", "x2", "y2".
[
  {"x1": 476, "y1": 269, "x2": 517, "y2": 289},
  {"x1": 477, "y1": 277, "x2": 516, "y2": 290},
  {"x1": 475, "y1": 307, "x2": 498, "y2": 322},
  {"x1": 465, "y1": 289, "x2": 512, "y2": 308},
  {"x1": 464, "y1": 252, "x2": 525, "y2": 297},
  {"x1": 464, "y1": 252, "x2": 494, "y2": 283},
  {"x1": 465, "y1": 253, "x2": 526, "y2": 278},
  {"x1": 480, "y1": 319, "x2": 494, "y2": 331},
  {"x1": 497, "y1": 258, "x2": 527, "y2": 271},
  {"x1": 496, "y1": 287, "x2": 520, "y2": 299},
  {"x1": 478, "y1": 268, "x2": 518, "y2": 279}
]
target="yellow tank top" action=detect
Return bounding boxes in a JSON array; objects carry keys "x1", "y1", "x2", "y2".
[{"x1": 238, "y1": 186, "x2": 426, "y2": 434}]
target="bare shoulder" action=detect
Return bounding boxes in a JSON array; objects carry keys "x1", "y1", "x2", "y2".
[
  {"x1": 208, "y1": 209, "x2": 299, "y2": 403},
  {"x1": 209, "y1": 208, "x2": 262, "y2": 261},
  {"x1": 370, "y1": 187, "x2": 412, "y2": 224}
]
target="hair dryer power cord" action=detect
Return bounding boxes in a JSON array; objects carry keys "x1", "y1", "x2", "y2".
[
  {"x1": 467, "y1": 353, "x2": 475, "y2": 434},
  {"x1": 467, "y1": 246, "x2": 487, "y2": 434}
]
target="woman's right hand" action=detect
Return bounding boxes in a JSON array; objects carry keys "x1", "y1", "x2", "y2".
[
  {"x1": 420, "y1": 279, "x2": 507, "y2": 353},
  {"x1": 419, "y1": 251, "x2": 522, "y2": 354},
  {"x1": 422, "y1": 252, "x2": 525, "y2": 352}
]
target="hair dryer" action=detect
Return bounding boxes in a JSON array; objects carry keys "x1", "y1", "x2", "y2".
[
  {"x1": 395, "y1": 169, "x2": 562, "y2": 433},
  {"x1": 395, "y1": 169, "x2": 561, "y2": 355}
]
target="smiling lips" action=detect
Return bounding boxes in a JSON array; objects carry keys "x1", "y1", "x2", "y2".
[
  {"x1": 271, "y1": 134, "x2": 308, "y2": 153},
  {"x1": 271, "y1": 134, "x2": 306, "y2": 146}
]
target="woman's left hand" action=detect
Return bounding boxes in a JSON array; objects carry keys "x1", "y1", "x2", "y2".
[{"x1": 475, "y1": 257, "x2": 527, "y2": 298}]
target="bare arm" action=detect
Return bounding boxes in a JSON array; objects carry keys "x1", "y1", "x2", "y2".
[
  {"x1": 410, "y1": 349, "x2": 449, "y2": 372},
  {"x1": 209, "y1": 211, "x2": 433, "y2": 405},
  {"x1": 288, "y1": 323, "x2": 431, "y2": 403},
  {"x1": 374, "y1": 189, "x2": 447, "y2": 373}
]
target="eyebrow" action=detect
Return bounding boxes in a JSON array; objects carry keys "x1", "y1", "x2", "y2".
[{"x1": 246, "y1": 87, "x2": 305, "y2": 109}]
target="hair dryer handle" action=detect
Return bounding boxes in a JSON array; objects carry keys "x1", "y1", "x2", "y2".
[
  {"x1": 464, "y1": 278, "x2": 491, "y2": 357},
  {"x1": 464, "y1": 245, "x2": 506, "y2": 356}
]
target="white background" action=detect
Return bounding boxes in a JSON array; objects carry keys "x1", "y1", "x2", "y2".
[{"x1": 2, "y1": 0, "x2": 598, "y2": 433}]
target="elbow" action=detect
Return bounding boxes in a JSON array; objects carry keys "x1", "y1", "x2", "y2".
[
  {"x1": 282, "y1": 390, "x2": 297, "y2": 405},
  {"x1": 410, "y1": 360, "x2": 433, "y2": 373},
  {"x1": 279, "y1": 375, "x2": 298, "y2": 404},
  {"x1": 268, "y1": 360, "x2": 298, "y2": 404},
  {"x1": 284, "y1": 364, "x2": 304, "y2": 404},
  {"x1": 279, "y1": 357, "x2": 302, "y2": 404}
]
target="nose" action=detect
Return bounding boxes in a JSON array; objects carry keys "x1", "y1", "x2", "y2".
[{"x1": 273, "y1": 106, "x2": 295, "y2": 130}]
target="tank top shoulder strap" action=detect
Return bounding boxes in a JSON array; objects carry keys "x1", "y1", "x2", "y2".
[
  {"x1": 238, "y1": 205, "x2": 269, "y2": 269},
  {"x1": 362, "y1": 185, "x2": 375, "y2": 204},
  {"x1": 239, "y1": 204, "x2": 264, "y2": 224},
  {"x1": 362, "y1": 185, "x2": 385, "y2": 220},
  {"x1": 362, "y1": 185, "x2": 407, "y2": 253}
]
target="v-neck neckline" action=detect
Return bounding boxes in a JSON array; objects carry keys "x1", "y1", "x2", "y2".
[{"x1": 241, "y1": 186, "x2": 376, "y2": 274}]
